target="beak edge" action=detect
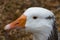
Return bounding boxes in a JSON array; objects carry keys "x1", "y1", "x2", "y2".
[{"x1": 4, "y1": 24, "x2": 11, "y2": 30}]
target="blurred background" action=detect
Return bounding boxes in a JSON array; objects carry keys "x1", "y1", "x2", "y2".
[{"x1": 0, "y1": 0, "x2": 60, "y2": 40}]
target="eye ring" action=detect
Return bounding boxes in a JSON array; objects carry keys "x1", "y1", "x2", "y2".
[{"x1": 33, "y1": 16, "x2": 38, "y2": 19}]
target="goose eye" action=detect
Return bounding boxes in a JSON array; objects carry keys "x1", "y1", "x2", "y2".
[{"x1": 33, "y1": 16, "x2": 38, "y2": 19}]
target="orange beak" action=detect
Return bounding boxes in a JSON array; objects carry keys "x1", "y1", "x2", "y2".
[{"x1": 4, "y1": 15, "x2": 26, "y2": 30}]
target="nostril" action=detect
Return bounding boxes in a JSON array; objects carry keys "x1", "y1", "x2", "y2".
[
  {"x1": 16, "y1": 23, "x2": 19, "y2": 24},
  {"x1": 14, "y1": 23, "x2": 19, "y2": 25}
]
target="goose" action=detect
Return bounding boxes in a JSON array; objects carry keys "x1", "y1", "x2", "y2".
[{"x1": 4, "y1": 7, "x2": 58, "y2": 40}]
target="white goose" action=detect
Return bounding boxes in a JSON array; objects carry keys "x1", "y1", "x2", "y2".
[{"x1": 4, "y1": 7, "x2": 58, "y2": 40}]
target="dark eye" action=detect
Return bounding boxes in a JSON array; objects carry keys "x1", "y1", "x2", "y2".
[
  {"x1": 33, "y1": 16, "x2": 38, "y2": 19},
  {"x1": 46, "y1": 16, "x2": 53, "y2": 19}
]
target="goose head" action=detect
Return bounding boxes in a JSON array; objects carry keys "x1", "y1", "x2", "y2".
[{"x1": 4, "y1": 7, "x2": 55, "y2": 34}]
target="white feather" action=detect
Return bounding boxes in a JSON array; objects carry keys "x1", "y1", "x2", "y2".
[{"x1": 23, "y1": 7, "x2": 55, "y2": 40}]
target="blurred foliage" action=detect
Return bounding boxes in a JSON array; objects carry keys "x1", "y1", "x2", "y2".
[{"x1": 0, "y1": 0, "x2": 60, "y2": 40}]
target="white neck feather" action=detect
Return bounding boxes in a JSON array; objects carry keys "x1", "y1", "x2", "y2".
[{"x1": 33, "y1": 30, "x2": 51, "y2": 40}]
